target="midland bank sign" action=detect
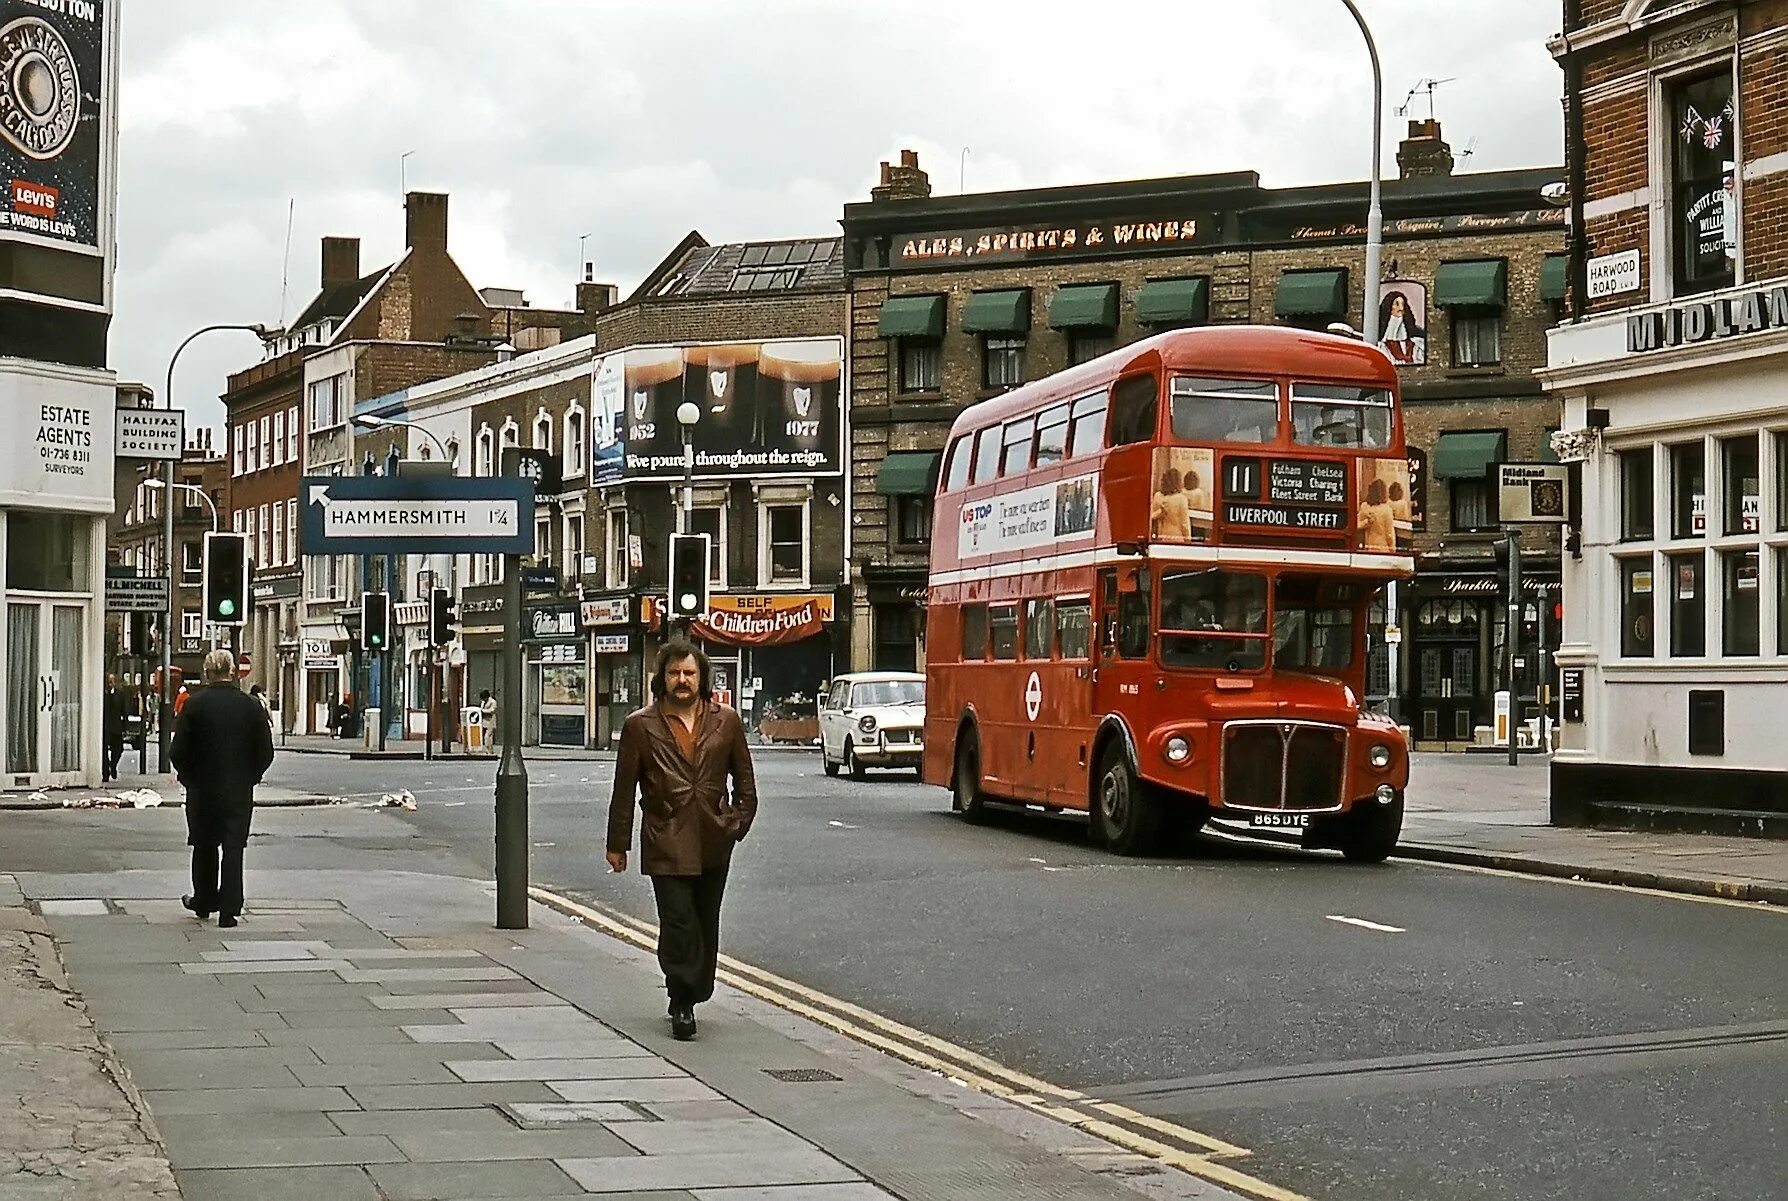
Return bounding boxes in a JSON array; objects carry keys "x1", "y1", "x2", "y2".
[{"x1": 1626, "y1": 284, "x2": 1788, "y2": 353}]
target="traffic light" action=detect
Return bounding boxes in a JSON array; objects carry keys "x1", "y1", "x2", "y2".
[
  {"x1": 361, "y1": 591, "x2": 391, "y2": 653},
  {"x1": 202, "y1": 532, "x2": 251, "y2": 626},
  {"x1": 1492, "y1": 530, "x2": 1522, "y2": 598},
  {"x1": 429, "y1": 587, "x2": 455, "y2": 646},
  {"x1": 668, "y1": 533, "x2": 711, "y2": 621}
]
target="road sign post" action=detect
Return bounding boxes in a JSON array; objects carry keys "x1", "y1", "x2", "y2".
[{"x1": 495, "y1": 551, "x2": 528, "y2": 930}]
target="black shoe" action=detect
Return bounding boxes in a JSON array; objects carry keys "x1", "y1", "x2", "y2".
[
  {"x1": 670, "y1": 1005, "x2": 696, "y2": 1041},
  {"x1": 180, "y1": 895, "x2": 212, "y2": 920},
  {"x1": 217, "y1": 914, "x2": 239, "y2": 929}
]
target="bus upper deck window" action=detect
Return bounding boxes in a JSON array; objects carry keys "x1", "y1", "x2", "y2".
[
  {"x1": 943, "y1": 435, "x2": 973, "y2": 492},
  {"x1": 1001, "y1": 417, "x2": 1036, "y2": 475},
  {"x1": 972, "y1": 426, "x2": 1003, "y2": 484},
  {"x1": 1067, "y1": 394, "x2": 1108, "y2": 458},
  {"x1": 1170, "y1": 377, "x2": 1279, "y2": 444},
  {"x1": 1034, "y1": 404, "x2": 1070, "y2": 465},
  {"x1": 1291, "y1": 383, "x2": 1393, "y2": 449},
  {"x1": 1108, "y1": 376, "x2": 1159, "y2": 446}
]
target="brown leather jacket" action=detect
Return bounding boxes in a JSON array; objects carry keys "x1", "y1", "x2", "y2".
[{"x1": 607, "y1": 700, "x2": 759, "y2": 876}]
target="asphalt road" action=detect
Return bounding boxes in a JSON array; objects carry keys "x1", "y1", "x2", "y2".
[{"x1": 24, "y1": 749, "x2": 1788, "y2": 1200}]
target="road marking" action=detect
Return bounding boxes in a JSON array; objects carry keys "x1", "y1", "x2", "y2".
[
  {"x1": 1403, "y1": 858, "x2": 1786, "y2": 914},
  {"x1": 529, "y1": 885, "x2": 1300, "y2": 1201},
  {"x1": 827, "y1": 820, "x2": 858, "y2": 830},
  {"x1": 1326, "y1": 914, "x2": 1405, "y2": 933}
]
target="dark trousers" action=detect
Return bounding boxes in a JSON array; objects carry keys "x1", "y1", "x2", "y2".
[
  {"x1": 103, "y1": 739, "x2": 122, "y2": 780},
  {"x1": 190, "y1": 843, "x2": 245, "y2": 918},
  {"x1": 650, "y1": 865, "x2": 729, "y2": 1008}
]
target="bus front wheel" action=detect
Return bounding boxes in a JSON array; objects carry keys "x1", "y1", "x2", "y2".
[
  {"x1": 1338, "y1": 792, "x2": 1404, "y2": 864},
  {"x1": 1092, "y1": 743, "x2": 1161, "y2": 856},
  {"x1": 953, "y1": 731, "x2": 986, "y2": 822}
]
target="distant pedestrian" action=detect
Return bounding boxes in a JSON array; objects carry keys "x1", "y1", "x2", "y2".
[
  {"x1": 171, "y1": 650, "x2": 275, "y2": 929},
  {"x1": 606, "y1": 638, "x2": 758, "y2": 1040},
  {"x1": 249, "y1": 684, "x2": 273, "y2": 726},
  {"x1": 173, "y1": 683, "x2": 190, "y2": 719},
  {"x1": 331, "y1": 694, "x2": 354, "y2": 740},
  {"x1": 102, "y1": 674, "x2": 124, "y2": 782},
  {"x1": 479, "y1": 689, "x2": 498, "y2": 752}
]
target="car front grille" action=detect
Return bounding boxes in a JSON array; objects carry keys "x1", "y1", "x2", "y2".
[{"x1": 1221, "y1": 721, "x2": 1346, "y2": 812}]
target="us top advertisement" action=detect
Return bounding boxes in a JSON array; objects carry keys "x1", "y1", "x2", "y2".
[
  {"x1": 590, "y1": 337, "x2": 844, "y2": 483},
  {"x1": 0, "y1": 0, "x2": 114, "y2": 257}
]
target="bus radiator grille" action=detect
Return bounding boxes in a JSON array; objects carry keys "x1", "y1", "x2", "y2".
[{"x1": 1221, "y1": 722, "x2": 1347, "y2": 811}]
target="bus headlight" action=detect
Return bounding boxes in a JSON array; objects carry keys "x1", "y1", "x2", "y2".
[
  {"x1": 1368, "y1": 744, "x2": 1393, "y2": 770},
  {"x1": 858, "y1": 715, "x2": 877, "y2": 735},
  {"x1": 1164, "y1": 735, "x2": 1191, "y2": 764}
]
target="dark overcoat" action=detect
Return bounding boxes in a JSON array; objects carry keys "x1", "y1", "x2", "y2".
[
  {"x1": 170, "y1": 682, "x2": 276, "y2": 847},
  {"x1": 606, "y1": 700, "x2": 758, "y2": 876}
]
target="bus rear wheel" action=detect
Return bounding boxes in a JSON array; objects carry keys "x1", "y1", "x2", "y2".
[
  {"x1": 1339, "y1": 791, "x2": 1404, "y2": 864},
  {"x1": 1092, "y1": 743, "x2": 1161, "y2": 856},
  {"x1": 953, "y1": 732, "x2": 986, "y2": 823}
]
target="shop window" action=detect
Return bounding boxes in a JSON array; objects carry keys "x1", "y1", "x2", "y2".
[
  {"x1": 7, "y1": 513, "x2": 91, "y2": 592},
  {"x1": 1619, "y1": 448, "x2": 1654, "y2": 541},
  {"x1": 1066, "y1": 393, "x2": 1108, "y2": 458},
  {"x1": 1068, "y1": 330, "x2": 1115, "y2": 367},
  {"x1": 1670, "y1": 442, "x2": 1705, "y2": 538},
  {"x1": 1023, "y1": 599, "x2": 1054, "y2": 659},
  {"x1": 989, "y1": 605, "x2": 1019, "y2": 660},
  {"x1": 689, "y1": 507, "x2": 726, "y2": 586},
  {"x1": 1620, "y1": 557, "x2": 1655, "y2": 657},
  {"x1": 1450, "y1": 478, "x2": 1495, "y2": 532},
  {"x1": 1055, "y1": 600, "x2": 1092, "y2": 660},
  {"x1": 962, "y1": 604, "x2": 988, "y2": 661},
  {"x1": 1669, "y1": 69, "x2": 1736, "y2": 296},
  {"x1": 1721, "y1": 550, "x2": 1759, "y2": 656},
  {"x1": 895, "y1": 495, "x2": 932, "y2": 546},
  {"x1": 761, "y1": 502, "x2": 807, "y2": 584},
  {"x1": 899, "y1": 340, "x2": 941, "y2": 393},
  {"x1": 1001, "y1": 416, "x2": 1036, "y2": 475},
  {"x1": 1777, "y1": 550, "x2": 1788, "y2": 655},
  {"x1": 1669, "y1": 552, "x2": 1704, "y2": 657},
  {"x1": 1721, "y1": 435, "x2": 1759, "y2": 535},
  {"x1": 1450, "y1": 310, "x2": 1502, "y2": 367},
  {"x1": 1034, "y1": 404, "x2": 1070, "y2": 465},
  {"x1": 981, "y1": 336, "x2": 1025, "y2": 390}
]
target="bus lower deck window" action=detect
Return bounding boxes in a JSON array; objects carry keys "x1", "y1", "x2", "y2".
[{"x1": 990, "y1": 606, "x2": 1020, "y2": 659}]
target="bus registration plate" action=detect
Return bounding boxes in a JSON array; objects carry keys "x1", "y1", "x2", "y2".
[{"x1": 1247, "y1": 812, "x2": 1310, "y2": 829}]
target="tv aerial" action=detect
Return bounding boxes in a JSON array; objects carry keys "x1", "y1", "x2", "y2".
[{"x1": 1396, "y1": 78, "x2": 1455, "y2": 120}]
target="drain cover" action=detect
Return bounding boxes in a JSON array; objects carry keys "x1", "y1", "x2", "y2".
[{"x1": 763, "y1": 1067, "x2": 843, "y2": 1083}]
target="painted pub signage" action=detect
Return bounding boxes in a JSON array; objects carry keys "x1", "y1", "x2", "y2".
[{"x1": 891, "y1": 216, "x2": 1214, "y2": 269}]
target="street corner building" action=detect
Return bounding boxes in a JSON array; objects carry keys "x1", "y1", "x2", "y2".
[
  {"x1": 0, "y1": 0, "x2": 122, "y2": 788},
  {"x1": 1543, "y1": 0, "x2": 1788, "y2": 836}
]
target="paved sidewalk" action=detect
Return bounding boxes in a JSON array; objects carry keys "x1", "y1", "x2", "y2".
[
  {"x1": 1396, "y1": 752, "x2": 1788, "y2": 904},
  {"x1": 0, "y1": 765, "x2": 330, "y2": 812},
  {"x1": 7, "y1": 868, "x2": 1249, "y2": 1201},
  {"x1": 274, "y1": 734, "x2": 811, "y2": 761}
]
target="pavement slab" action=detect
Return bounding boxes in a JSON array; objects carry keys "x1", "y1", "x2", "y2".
[
  {"x1": 172, "y1": 1164, "x2": 383, "y2": 1201},
  {"x1": 367, "y1": 1157, "x2": 590, "y2": 1198}
]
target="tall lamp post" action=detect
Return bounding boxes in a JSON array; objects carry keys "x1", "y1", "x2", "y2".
[
  {"x1": 159, "y1": 322, "x2": 279, "y2": 771},
  {"x1": 674, "y1": 400, "x2": 699, "y2": 636},
  {"x1": 1340, "y1": 0, "x2": 1385, "y2": 345},
  {"x1": 144, "y1": 478, "x2": 219, "y2": 531}
]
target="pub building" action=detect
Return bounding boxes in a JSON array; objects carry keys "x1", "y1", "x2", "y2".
[
  {"x1": 1543, "y1": 1, "x2": 1788, "y2": 833},
  {"x1": 844, "y1": 135, "x2": 1566, "y2": 746}
]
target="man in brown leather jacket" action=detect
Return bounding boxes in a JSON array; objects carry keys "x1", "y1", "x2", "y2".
[{"x1": 607, "y1": 638, "x2": 758, "y2": 1040}]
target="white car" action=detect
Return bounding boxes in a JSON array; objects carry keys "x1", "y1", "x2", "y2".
[{"x1": 819, "y1": 672, "x2": 926, "y2": 779}]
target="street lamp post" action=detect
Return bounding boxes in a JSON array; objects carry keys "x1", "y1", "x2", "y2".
[
  {"x1": 1340, "y1": 0, "x2": 1385, "y2": 345},
  {"x1": 674, "y1": 401, "x2": 699, "y2": 636},
  {"x1": 144, "y1": 477, "x2": 219, "y2": 531},
  {"x1": 158, "y1": 322, "x2": 278, "y2": 772}
]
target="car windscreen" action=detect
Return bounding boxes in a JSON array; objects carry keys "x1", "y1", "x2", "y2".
[{"x1": 853, "y1": 680, "x2": 925, "y2": 706}]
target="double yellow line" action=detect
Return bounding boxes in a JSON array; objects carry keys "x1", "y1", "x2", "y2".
[{"x1": 529, "y1": 885, "x2": 1310, "y2": 1201}]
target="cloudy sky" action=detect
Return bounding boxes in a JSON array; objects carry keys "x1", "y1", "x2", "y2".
[{"x1": 115, "y1": 0, "x2": 1565, "y2": 431}]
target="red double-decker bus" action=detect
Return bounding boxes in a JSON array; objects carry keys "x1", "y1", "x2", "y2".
[{"x1": 923, "y1": 325, "x2": 1413, "y2": 861}]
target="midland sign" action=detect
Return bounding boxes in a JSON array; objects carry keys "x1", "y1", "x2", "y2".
[{"x1": 298, "y1": 475, "x2": 535, "y2": 555}]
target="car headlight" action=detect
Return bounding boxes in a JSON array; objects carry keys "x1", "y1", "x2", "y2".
[
  {"x1": 1368, "y1": 743, "x2": 1392, "y2": 770},
  {"x1": 1164, "y1": 735, "x2": 1191, "y2": 764},
  {"x1": 858, "y1": 715, "x2": 877, "y2": 734}
]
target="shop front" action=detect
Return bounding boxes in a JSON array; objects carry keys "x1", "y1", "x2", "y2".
[
  {"x1": 1404, "y1": 568, "x2": 1561, "y2": 748},
  {"x1": 300, "y1": 637, "x2": 346, "y2": 736},
  {"x1": 862, "y1": 566, "x2": 928, "y2": 673},
  {"x1": 581, "y1": 592, "x2": 642, "y2": 748},
  {"x1": 690, "y1": 592, "x2": 842, "y2": 741},
  {"x1": 249, "y1": 574, "x2": 300, "y2": 732},
  {"x1": 525, "y1": 600, "x2": 585, "y2": 747}
]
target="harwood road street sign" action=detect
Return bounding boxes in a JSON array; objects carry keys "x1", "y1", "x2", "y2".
[{"x1": 299, "y1": 475, "x2": 536, "y2": 555}]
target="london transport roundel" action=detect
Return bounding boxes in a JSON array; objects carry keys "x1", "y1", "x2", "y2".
[{"x1": 1024, "y1": 671, "x2": 1042, "y2": 722}]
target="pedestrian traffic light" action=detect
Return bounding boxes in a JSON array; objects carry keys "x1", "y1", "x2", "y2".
[
  {"x1": 201, "y1": 532, "x2": 251, "y2": 627},
  {"x1": 361, "y1": 591, "x2": 391, "y2": 653},
  {"x1": 668, "y1": 533, "x2": 711, "y2": 621},
  {"x1": 429, "y1": 587, "x2": 455, "y2": 646}
]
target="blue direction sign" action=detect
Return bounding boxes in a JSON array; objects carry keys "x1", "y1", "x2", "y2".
[{"x1": 299, "y1": 475, "x2": 536, "y2": 555}]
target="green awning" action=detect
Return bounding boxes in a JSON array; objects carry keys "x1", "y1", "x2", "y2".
[
  {"x1": 1047, "y1": 283, "x2": 1118, "y2": 330},
  {"x1": 1135, "y1": 277, "x2": 1209, "y2": 326},
  {"x1": 961, "y1": 289, "x2": 1031, "y2": 334},
  {"x1": 877, "y1": 294, "x2": 946, "y2": 339},
  {"x1": 1274, "y1": 269, "x2": 1347, "y2": 318},
  {"x1": 875, "y1": 451, "x2": 941, "y2": 496},
  {"x1": 1433, "y1": 430, "x2": 1508, "y2": 479},
  {"x1": 1539, "y1": 254, "x2": 1568, "y2": 302},
  {"x1": 1434, "y1": 259, "x2": 1509, "y2": 308},
  {"x1": 1540, "y1": 430, "x2": 1559, "y2": 463}
]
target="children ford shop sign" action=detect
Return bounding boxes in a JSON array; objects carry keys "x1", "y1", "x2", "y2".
[
  {"x1": 692, "y1": 594, "x2": 836, "y2": 646},
  {"x1": 1626, "y1": 285, "x2": 1788, "y2": 353}
]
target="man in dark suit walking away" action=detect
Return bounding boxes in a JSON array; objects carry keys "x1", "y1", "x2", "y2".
[
  {"x1": 607, "y1": 638, "x2": 758, "y2": 1040},
  {"x1": 172, "y1": 649, "x2": 276, "y2": 929}
]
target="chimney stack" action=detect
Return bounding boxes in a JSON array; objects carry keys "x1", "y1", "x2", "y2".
[
  {"x1": 1397, "y1": 118, "x2": 1454, "y2": 179},
  {"x1": 404, "y1": 191, "x2": 450, "y2": 251},
  {"x1": 321, "y1": 236, "x2": 360, "y2": 288},
  {"x1": 577, "y1": 279, "x2": 618, "y2": 314},
  {"x1": 871, "y1": 149, "x2": 932, "y2": 202}
]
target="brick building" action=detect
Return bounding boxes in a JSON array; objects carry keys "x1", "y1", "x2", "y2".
[
  {"x1": 843, "y1": 143, "x2": 1566, "y2": 742},
  {"x1": 1543, "y1": 0, "x2": 1788, "y2": 831}
]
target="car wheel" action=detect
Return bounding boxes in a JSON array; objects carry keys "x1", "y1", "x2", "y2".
[
  {"x1": 1091, "y1": 741, "x2": 1161, "y2": 856},
  {"x1": 953, "y1": 731, "x2": 986, "y2": 822},
  {"x1": 845, "y1": 743, "x2": 867, "y2": 781},
  {"x1": 1339, "y1": 791, "x2": 1403, "y2": 864},
  {"x1": 821, "y1": 747, "x2": 839, "y2": 777}
]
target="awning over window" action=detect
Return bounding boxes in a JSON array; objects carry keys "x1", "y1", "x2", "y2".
[
  {"x1": 1433, "y1": 430, "x2": 1508, "y2": 479},
  {"x1": 961, "y1": 289, "x2": 1031, "y2": 334},
  {"x1": 877, "y1": 294, "x2": 946, "y2": 339},
  {"x1": 1274, "y1": 269, "x2": 1347, "y2": 318},
  {"x1": 1434, "y1": 259, "x2": 1509, "y2": 308},
  {"x1": 1539, "y1": 254, "x2": 1567, "y2": 302},
  {"x1": 1047, "y1": 283, "x2": 1118, "y2": 330},
  {"x1": 1135, "y1": 277, "x2": 1209, "y2": 326},
  {"x1": 875, "y1": 451, "x2": 941, "y2": 496}
]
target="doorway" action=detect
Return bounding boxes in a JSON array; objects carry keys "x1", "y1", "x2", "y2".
[{"x1": 6, "y1": 600, "x2": 87, "y2": 787}]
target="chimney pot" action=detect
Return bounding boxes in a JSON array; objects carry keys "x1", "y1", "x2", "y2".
[
  {"x1": 321, "y1": 236, "x2": 360, "y2": 288},
  {"x1": 871, "y1": 150, "x2": 932, "y2": 202},
  {"x1": 1396, "y1": 118, "x2": 1454, "y2": 179},
  {"x1": 900, "y1": 148, "x2": 919, "y2": 168},
  {"x1": 404, "y1": 191, "x2": 450, "y2": 251}
]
